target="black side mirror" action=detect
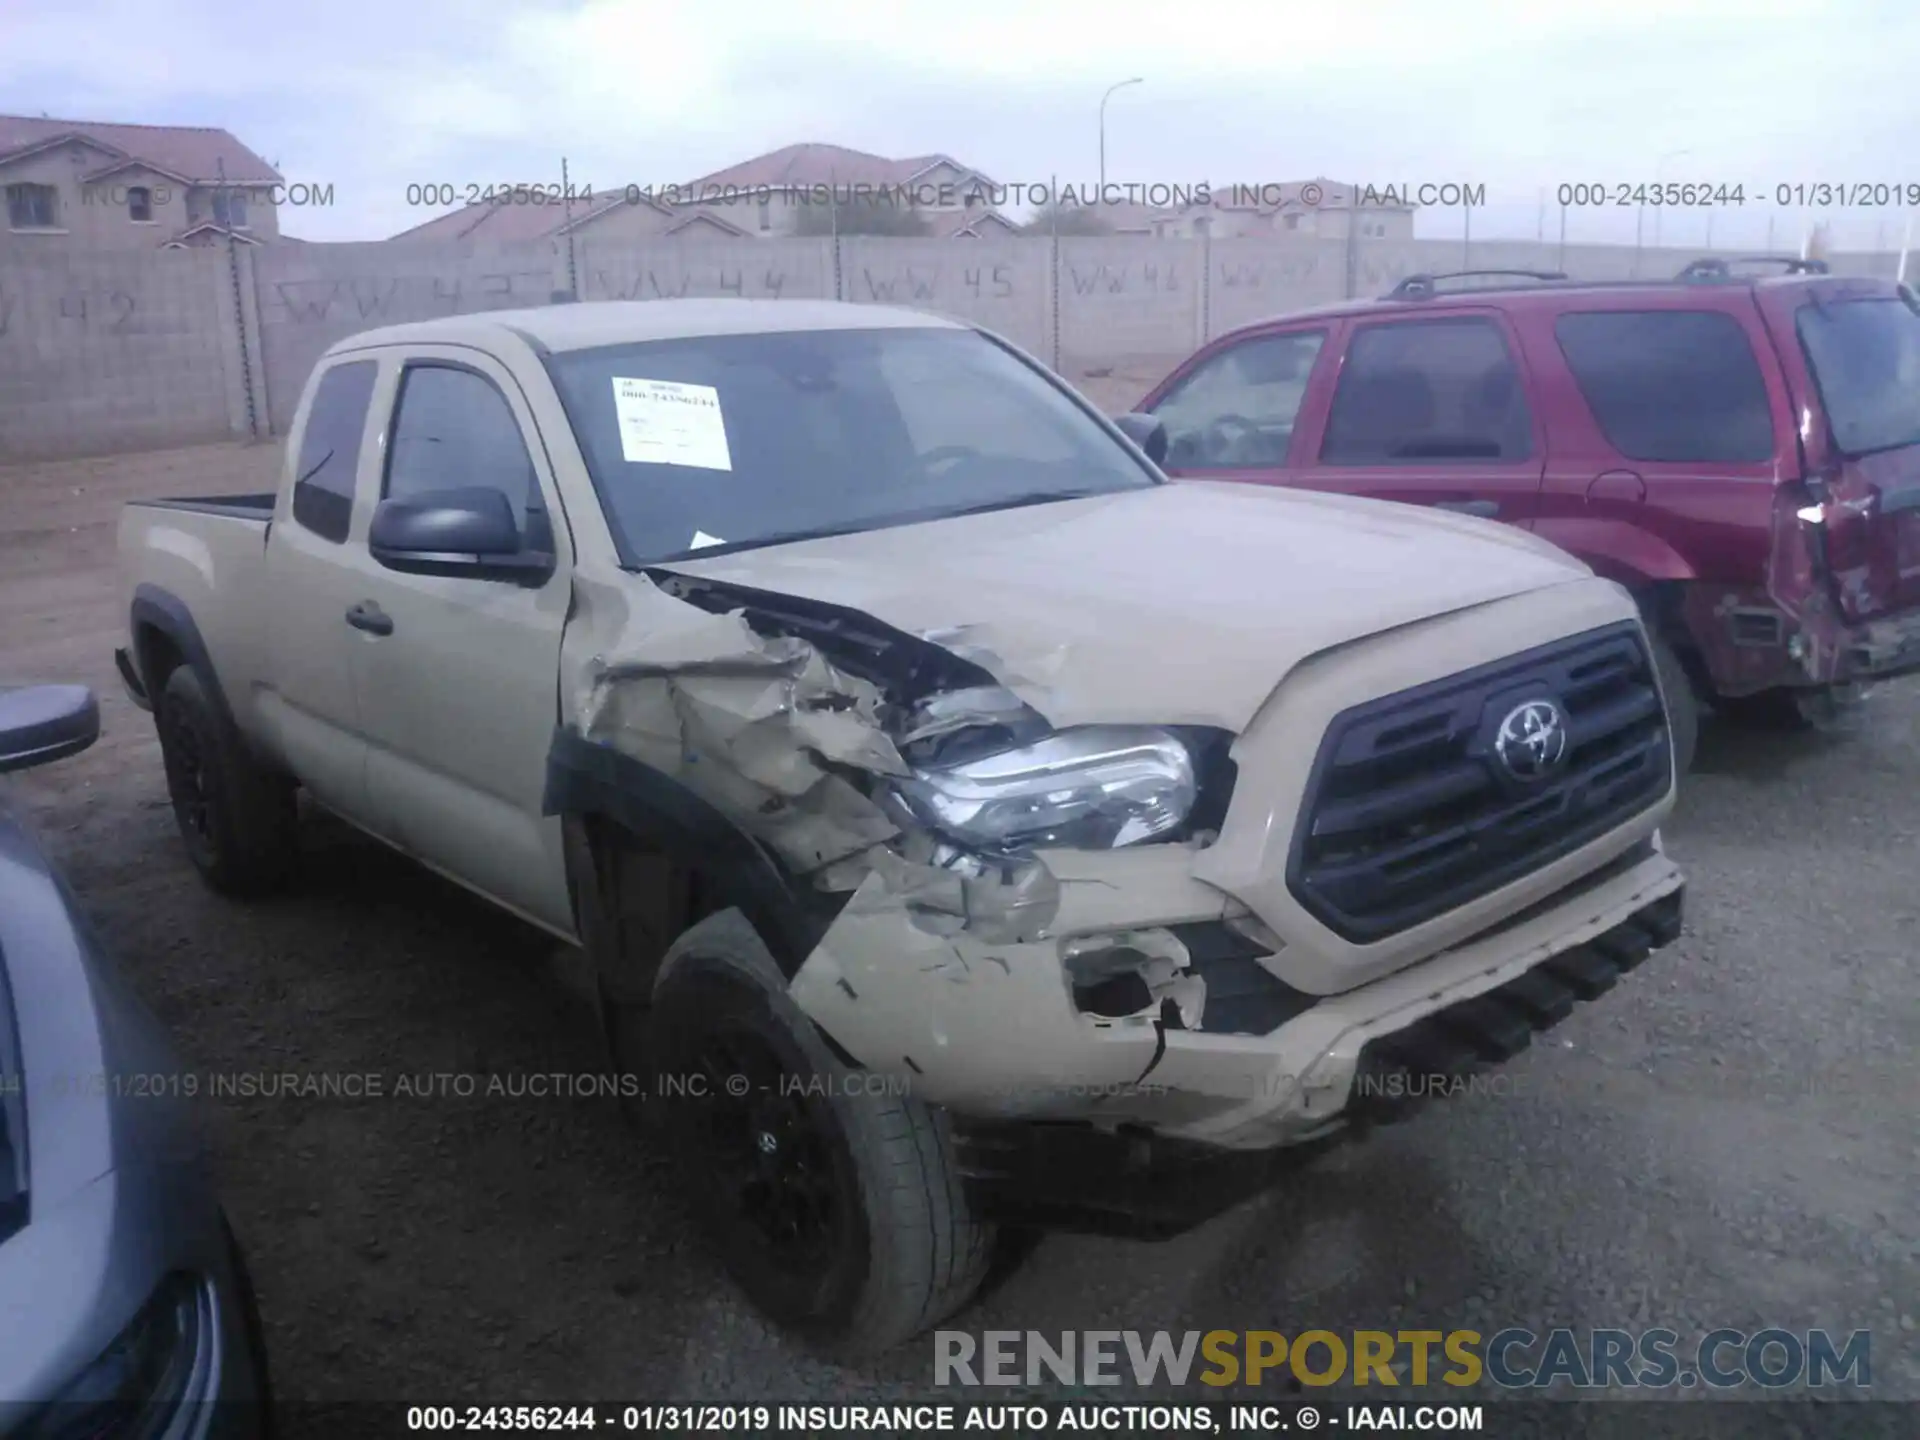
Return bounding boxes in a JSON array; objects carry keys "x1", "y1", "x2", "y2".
[
  {"x1": 0, "y1": 685, "x2": 100, "y2": 775},
  {"x1": 368, "y1": 487, "x2": 552, "y2": 585},
  {"x1": 1113, "y1": 412, "x2": 1169, "y2": 465}
]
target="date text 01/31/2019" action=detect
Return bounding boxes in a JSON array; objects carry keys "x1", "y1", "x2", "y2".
[{"x1": 1557, "y1": 181, "x2": 1920, "y2": 208}]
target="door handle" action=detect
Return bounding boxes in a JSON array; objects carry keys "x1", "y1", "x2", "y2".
[
  {"x1": 345, "y1": 600, "x2": 393, "y2": 636},
  {"x1": 1434, "y1": 499, "x2": 1499, "y2": 518}
]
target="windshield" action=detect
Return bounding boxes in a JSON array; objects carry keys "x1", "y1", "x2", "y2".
[
  {"x1": 544, "y1": 325, "x2": 1159, "y2": 564},
  {"x1": 1797, "y1": 294, "x2": 1920, "y2": 457}
]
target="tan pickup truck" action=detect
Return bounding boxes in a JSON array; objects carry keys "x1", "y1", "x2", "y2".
[{"x1": 115, "y1": 299, "x2": 1686, "y2": 1354}]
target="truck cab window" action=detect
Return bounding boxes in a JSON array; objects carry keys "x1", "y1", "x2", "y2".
[
  {"x1": 385, "y1": 365, "x2": 549, "y2": 551},
  {"x1": 290, "y1": 359, "x2": 378, "y2": 543}
]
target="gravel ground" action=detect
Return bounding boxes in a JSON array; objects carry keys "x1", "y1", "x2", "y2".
[{"x1": 1, "y1": 438, "x2": 1914, "y2": 1432}]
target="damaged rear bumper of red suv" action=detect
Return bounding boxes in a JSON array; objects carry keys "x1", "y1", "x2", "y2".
[{"x1": 1679, "y1": 581, "x2": 1920, "y2": 699}]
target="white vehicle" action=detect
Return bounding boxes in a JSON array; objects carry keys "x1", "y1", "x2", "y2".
[{"x1": 116, "y1": 299, "x2": 1686, "y2": 1354}]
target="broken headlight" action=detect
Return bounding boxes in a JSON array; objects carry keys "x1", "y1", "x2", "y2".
[{"x1": 888, "y1": 726, "x2": 1197, "y2": 853}]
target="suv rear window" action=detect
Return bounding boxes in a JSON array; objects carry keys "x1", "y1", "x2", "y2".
[
  {"x1": 1555, "y1": 311, "x2": 1773, "y2": 463},
  {"x1": 1796, "y1": 295, "x2": 1920, "y2": 456}
]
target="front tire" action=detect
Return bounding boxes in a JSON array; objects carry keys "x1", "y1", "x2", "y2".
[
  {"x1": 155, "y1": 665, "x2": 298, "y2": 895},
  {"x1": 648, "y1": 911, "x2": 993, "y2": 1357}
]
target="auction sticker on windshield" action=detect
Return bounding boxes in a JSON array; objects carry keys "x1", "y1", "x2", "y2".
[{"x1": 611, "y1": 377, "x2": 733, "y2": 470}]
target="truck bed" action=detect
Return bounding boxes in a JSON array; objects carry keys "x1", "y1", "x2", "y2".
[
  {"x1": 127, "y1": 493, "x2": 276, "y2": 522},
  {"x1": 118, "y1": 492, "x2": 279, "y2": 727}
]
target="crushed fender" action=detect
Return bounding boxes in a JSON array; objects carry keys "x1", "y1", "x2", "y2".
[{"x1": 573, "y1": 580, "x2": 1063, "y2": 943}]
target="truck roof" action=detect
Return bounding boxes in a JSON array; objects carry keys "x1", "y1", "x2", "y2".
[{"x1": 328, "y1": 298, "x2": 968, "y2": 356}]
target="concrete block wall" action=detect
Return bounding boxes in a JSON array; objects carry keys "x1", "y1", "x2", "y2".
[
  {"x1": 0, "y1": 249, "x2": 242, "y2": 461},
  {"x1": 837, "y1": 237, "x2": 1053, "y2": 358},
  {"x1": 1208, "y1": 236, "x2": 1351, "y2": 334},
  {"x1": 253, "y1": 239, "x2": 567, "y2": 430},
  {"x1": 3, "y1": 231, "x2": 1911, "y2": 463},
  {"x1": 1054, "y1": 237, "x2": 1203, "y2": 381},
  {"x1": 572, "y1": 236, "x2": 834, "y2": 305}
]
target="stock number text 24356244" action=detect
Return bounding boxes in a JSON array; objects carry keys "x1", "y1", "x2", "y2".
[{"x1": 404, "y1": 183, "x2": 597, "y2": 208}]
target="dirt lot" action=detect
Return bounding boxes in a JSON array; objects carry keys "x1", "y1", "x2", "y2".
[{"x1": 2, "y1": 439, "x2": 1916, "y2": 1429}]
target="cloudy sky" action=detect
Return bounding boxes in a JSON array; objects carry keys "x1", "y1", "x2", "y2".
[{"x1": 5, "y1": 0, "x2": 1916, "y2": 250}]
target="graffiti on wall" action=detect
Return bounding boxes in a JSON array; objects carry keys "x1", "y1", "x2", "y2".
[
  {"x1": 266, "y1": 268, "x2": 556, "y2": 324},
  {"x1": 851, "y1": 263, "x2": 1020, "y2": 304},
  {"x1": 582, "y1": 266, "x2": 812, "y2": 301},
  {"x1": 0, "y1": 286, "x2": 145, "y2": 337}
]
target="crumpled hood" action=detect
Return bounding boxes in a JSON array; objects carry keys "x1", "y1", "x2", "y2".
[{"x1": 663, "y1": 479, "x2": 1592, "y2": 731}]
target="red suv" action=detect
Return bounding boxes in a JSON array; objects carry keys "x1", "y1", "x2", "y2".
[{"x1": 1132, "y1": 258, "x2": 1920, "y2": 772}]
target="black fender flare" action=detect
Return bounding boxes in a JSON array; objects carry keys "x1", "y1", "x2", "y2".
[
  {"x1": 542, "y1": 728, "x2": 839, "y2": 979},
  {"x1": 129, "y1": 584, "x2": 246, "y2": 745}
]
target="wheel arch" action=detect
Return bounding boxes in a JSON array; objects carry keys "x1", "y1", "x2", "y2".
[
  {"x1": 130, "y1": 584, "x2": 241, "y2": 740},
  {"x1": 544, "y1": 728, "x2": 842, "y2": 986}
]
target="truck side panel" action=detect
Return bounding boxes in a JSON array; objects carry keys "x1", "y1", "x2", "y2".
[{"x1": 116, "y1": 503, "x2": 278, "y2": 764}]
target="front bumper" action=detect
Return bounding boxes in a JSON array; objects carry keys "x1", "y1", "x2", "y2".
[
  {"x1": 794, "y1": 829, "x2": 1683, "y2": 1141},
  {"x1": 955, "y1": 881, "x2": 1683, "y2": 1238}
]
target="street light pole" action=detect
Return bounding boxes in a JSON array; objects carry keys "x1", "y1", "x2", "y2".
[{"x1": 1098, "y1": 77, "x2": 1144, "y2": 194}]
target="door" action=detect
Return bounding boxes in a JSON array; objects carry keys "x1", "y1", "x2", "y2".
[
  {"x1": 1290, "y1": 311, "x2": 1547, "y2": 526},
  {"x1": 343, "y1": 350, "x2": 576, "y2": 935},
  {"x1": 257, "y1": 357, "x2": 380, "y2": 819},
  {"x1": 1145, "y1": 325, "x2": 1338, "y2": 486},
  {"x1": 1523, "y1": 303, "x2": 1788, "y2": 589}
]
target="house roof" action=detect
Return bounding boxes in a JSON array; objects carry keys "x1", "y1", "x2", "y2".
[
  {"x1": 78, "y1": 156, "x2": 199, "y2": 187},
  {"x1": 163, "y1": 223, "x2": 264, "y2": 248},
  {"x1": 0, "y1": 114, "x2": 281, "y2": 184},
  {"x1": 664, "y1": 211, "x2": 752, "y2": 237},
  {"x1": 387, "y1": 187, "x2": 673, "y2": 244},
  {"x1": 951, "y1": 211, "x2": 1020, "y2": 237},
  {"x1": 686, "y1": 143, "x2": 995, "y2": 193}
]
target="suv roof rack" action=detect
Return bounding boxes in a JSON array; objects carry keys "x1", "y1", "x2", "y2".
[
  {"x1": 1385, "y1": 269, "x2": 1569, "y2": 300},
  {"x1": 1677, "y1": 255, "x2": 1831, "y2": 282}
]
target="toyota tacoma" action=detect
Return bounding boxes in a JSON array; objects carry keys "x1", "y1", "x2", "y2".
[{"x1": 115, "y1": 299, "x2": 1686, "y2": 1355}]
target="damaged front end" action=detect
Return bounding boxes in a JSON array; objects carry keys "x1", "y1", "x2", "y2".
[
  {"x1": 544, "y1": 562, "x2": 1686, "y2": 1246},
  {"x1": 549, "y1": 568, "x2": 1237, "y2": 1049}
]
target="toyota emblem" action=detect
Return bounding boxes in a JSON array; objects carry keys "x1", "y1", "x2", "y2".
[{"x1": 1494, "y1": 698, "x2": 1569, "y2": 780}]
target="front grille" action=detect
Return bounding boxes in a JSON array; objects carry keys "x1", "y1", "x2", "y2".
[{"x1": 1288, "y1": 621, "x2": 1671, "y2": 943}]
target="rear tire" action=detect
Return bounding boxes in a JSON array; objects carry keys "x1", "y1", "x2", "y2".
[
  {"x1": 648, "y1": 910, "x2": 993, "y2": 1358},
  {"x1": 1648, "y1": 633, "x2": 1699, "y2": 777},
  {"x1": 156, "y1": 665, "x2": 298, "y2": 895}
]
